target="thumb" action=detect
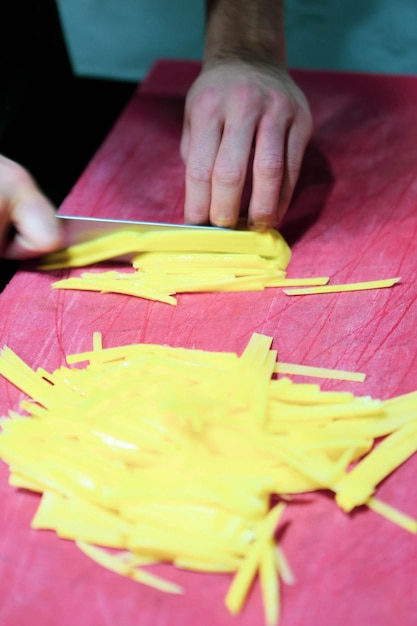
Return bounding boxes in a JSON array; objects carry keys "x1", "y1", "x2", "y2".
[{"x1": 3, "y1": 191, "x2": 62, "y2": 260}]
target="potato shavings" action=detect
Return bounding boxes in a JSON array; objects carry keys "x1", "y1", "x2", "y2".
[
  {"x1": 49, "y1": 267, "x2": 327, "y2": 305},
  {"x1": 39, "y1": 226, "x2": 401, "y2": 306},
  {"x1": 38, "y1": 226, "x2": 335, "y2": 304},
  {"x1": 39, "y1": 226, "x2": 291, "y2": 270},
  {"x1": 0, "y1": 332, "x2": 417, "y2": 625}
]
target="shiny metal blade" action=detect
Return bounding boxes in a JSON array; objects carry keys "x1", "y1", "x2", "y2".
[{"x1": 57, "y1": 214, "x2": 224, "y2": 247}]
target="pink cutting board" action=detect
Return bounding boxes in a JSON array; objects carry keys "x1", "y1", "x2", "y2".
[{"x1": 0, "y1": 60, "x2": 417, "y2": 626}]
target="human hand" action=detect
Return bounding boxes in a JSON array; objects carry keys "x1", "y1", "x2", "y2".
[
  {"x1": 0, "y1": 155, "x2": 62, "y2": 259},
  {"x1": 180, "y1": 61, "x2": 312, "y2": 229}
]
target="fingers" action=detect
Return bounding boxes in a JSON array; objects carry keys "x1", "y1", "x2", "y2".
[
  {"x1": 248, "y1": 105, "x2": 313, "y2": 229},
  {"x1": 183, "y1": 83, "x2": 260, "y2": 228},
  {"x1": 248, "y1": 111, "x2": 287, "y2": 230},
  {"x1": 0, "y1": 155, "x2": 62, "y2": 260},
  {"x1": 182, "y1": 64, "x2": 313, "y2": 230},
  {"x1": 275, "y1": 110, "x2": 313, "y2": 223},
  {"x1": 4, "y1": 192, "x2": 61, "y2": 260},
  {"x1": 183, "y1": 89, "x2": 223, "y2": 225},
  {"x1": 184, "y1": 114, "x2": 254, "y2": 228},
  {"x1": 209, "y1": 118, "x2": 255, "y2": 228}
]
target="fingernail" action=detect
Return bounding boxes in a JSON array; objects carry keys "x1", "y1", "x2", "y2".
[
  {"x1": 249, "y1": 221, "x2": 269, "y2": 232},
  {"x1": 213, "y1": 215, "x2": 235, "y2": 228}
]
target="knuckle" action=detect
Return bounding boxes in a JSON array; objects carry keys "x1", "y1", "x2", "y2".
[
  {"x1": 232, "y1": 83, "x2": 262, "y2": 114},
  {"x1": 186, "y1": 209, "x2": 209, "y2": 224},
  {"x1": 213, "y1": 160, "x2": 244, "y2": 187},
  {"x1": 187, "y1": 163, "x2": 213, "y2": 185},
  {"x1": 268, "y1": 90, "x2": 294, "y2": 115},
  {"x1": 255, "y1": 154, "x2": 285, "y2": 180},
  {"x1": 189, "y1": 86, "x2": 222, "y2": 117}
]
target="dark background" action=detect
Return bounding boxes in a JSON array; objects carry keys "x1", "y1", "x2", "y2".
[{"x1": 0, "y1": 0, "x2": 137, "y2": 289}]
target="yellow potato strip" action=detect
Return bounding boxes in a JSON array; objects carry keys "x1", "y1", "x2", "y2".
[
  {"x1": 38, "y1": 231, "x2": 145, "y2": 269},
  {"x1": 52, "y1": 277, "x2": 178, "y2": 305},
  {"x1": 32, "y1": 490, "x2": 130, "y2": 547},
  {"x1": 275, "y1": 545, "x2": 296, "y2": 585},
  {"x1": 225, "y1": 503, "x2": 285, "y2": 615},
  {"x1": 260, "y1": 540, "x2": 280, "y2": 626},
  {"x1": 93, "y1": 331, "x2": 103, "y2": 352},
  {"x1": 9, "y1": 472, "x2": 44, "y2": 493},
  {"x1": 367, "y1": 497, "x2": 417, "y2": 534},
  {"x1": 132, "y1": 251, "x2": 285, "y2": 272},
  {"x1": 335, "y1": 420, "x2": 417, "y2": 511},
  {"x1": 0, "y1": 347, "x2": 57, "y2": 407},
  {"x1": 274, "y1": 362, "x2": 366, "y2": 382},
  {"x1": 283, "y1": 277, "x2": 401, "y2": 295},
  {"x1": 76, "y1": 541, "x2": 184, "y2": 594},
  {"x1": 174, "y1": 557, "x2": 240, "y2": 573}
]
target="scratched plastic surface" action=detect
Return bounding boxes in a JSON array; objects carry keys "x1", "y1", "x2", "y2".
[{"x1": 0, "y1": 61, "x2": 417, "y2": 626}]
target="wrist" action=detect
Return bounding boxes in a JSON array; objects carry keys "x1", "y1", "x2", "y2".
[{"x1": 204, "y1": 0, "x2": 286, "y2": 67}]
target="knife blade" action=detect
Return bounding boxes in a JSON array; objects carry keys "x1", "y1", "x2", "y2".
[{"x1": 57, "y1": 214, "x2": 225, "y2": 247}]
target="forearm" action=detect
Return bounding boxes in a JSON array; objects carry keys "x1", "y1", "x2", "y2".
[{"x1": 204, "y1": 0, "x2": 286, "y2": 66}]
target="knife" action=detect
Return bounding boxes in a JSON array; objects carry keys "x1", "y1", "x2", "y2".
[{"x1": 57, "y1": 214, "x2": 225, "y2": 247}]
